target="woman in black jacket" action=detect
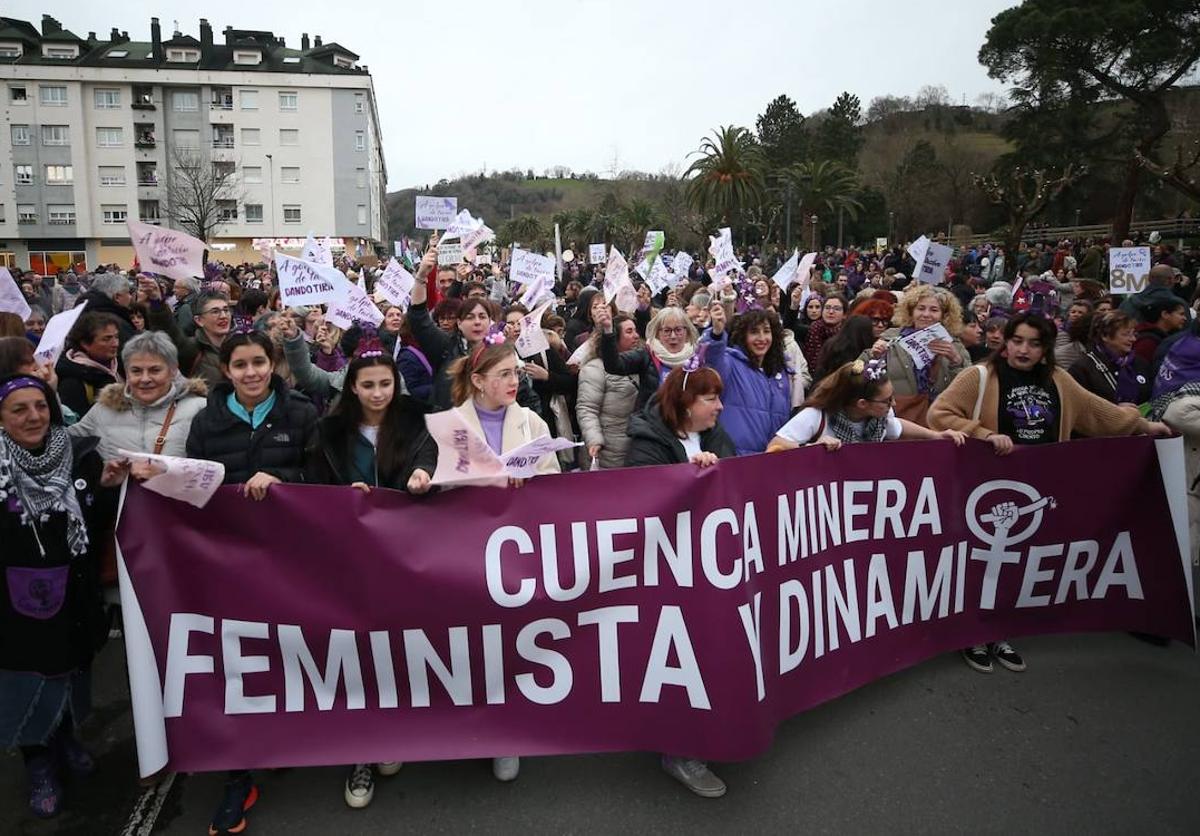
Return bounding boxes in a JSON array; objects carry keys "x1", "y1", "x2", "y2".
[
  {"x1": 625, "y1": 364, "x2": 735, "y2": 466},
  {"x1": 186, "y1": 331, "x2": 317, "y2": 498},
  {"x1": 1068, "y1": 310, "x2": 1153, "y2": 406},
  {"x1": 55, "y1": 312, "x2": 122, "y2": 417}
]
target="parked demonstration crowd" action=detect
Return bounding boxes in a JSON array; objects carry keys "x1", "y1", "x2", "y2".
[{"x1": 2, "y1": 225, "x2": 1198, "y2": 831}]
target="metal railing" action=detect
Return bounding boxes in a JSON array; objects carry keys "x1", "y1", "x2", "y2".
[{"x1": 212, "y1": 137, "x2": 234, "y2": 148}]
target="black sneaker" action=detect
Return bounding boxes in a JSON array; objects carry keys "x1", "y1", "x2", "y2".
[
  {"x1": 991, "y1": 640, "x2": 1026, "y2": 672},
  {"x1": 344, "y1": 764, "x2": 375, "y2": 809},
  {"x1": 961, "y1": 645, "x2": 993, "y2": 673},
  {"x1": 208, "y1": 772, "x2": 258, "y2": 835}
]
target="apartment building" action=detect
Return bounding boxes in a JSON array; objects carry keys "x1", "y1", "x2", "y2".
[{"x1": 0, "y1": 15, "x2": 387, "y2": 273}]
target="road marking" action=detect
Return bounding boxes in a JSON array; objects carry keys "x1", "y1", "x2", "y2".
[{"x1": 119, "y1": 772, "x2": 178, "y2": 836}]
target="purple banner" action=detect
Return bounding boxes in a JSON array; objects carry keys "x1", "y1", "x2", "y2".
[{"x1": 115, "y1": 437, "x2": 1194, "y2": 777}]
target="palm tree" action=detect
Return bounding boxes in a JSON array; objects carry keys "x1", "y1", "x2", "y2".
[
  {"x1": 780, "y1": 159, "x2": 863, "y2": 222},
  {"x1": 504, "y1": 214, "x2": 545, "y2": 249},
  {"x1": 619, "y1": 199, "x2": 660, "y2": 254},
  {"x1": 568, "y1": 209, "x2": 594, "y2": 241},
  {"x1": 683, "y1": 126, "x2": 767, "y2": 226}
]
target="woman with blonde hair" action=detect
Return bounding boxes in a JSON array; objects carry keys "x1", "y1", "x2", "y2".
[{"x1": 865, "y1": 283, "x2": 969, "y2": 425}]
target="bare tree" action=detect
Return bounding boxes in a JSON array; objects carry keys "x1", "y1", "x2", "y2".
[
  {"x1": 973, "y1": 165, "x2": 1082, "y2": 275},
  {"x1": 164, "y1": 147, "x2": 244, "y2": 243},
  {"x1": 1136, "y1": 141, "x2": 1200, "y2": 202}
]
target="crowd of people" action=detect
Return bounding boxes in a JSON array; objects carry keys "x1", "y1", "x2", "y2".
[{"x1": 1, "y1": 227, "x2": 1196, "y2": 830}]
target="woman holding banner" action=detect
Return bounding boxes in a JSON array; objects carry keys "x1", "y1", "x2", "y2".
[
  {"x1": 929, "y1": 312, "x2": 1173, "y2": 672},
  {"x1": 305, "y1": 331, "x2": 435, "y2": 809},
  {"x1": 446, "y1": 334, "x2": 560, "y2": 782},
  {"x1": 864, "y1": 284, "x2": 969, "y2": 426},
  {"x1": 0, "y1": 374, "x2": 126, "y2": 818}
]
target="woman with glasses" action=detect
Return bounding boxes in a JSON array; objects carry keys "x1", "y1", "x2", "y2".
[
  {"x1": 865, "y1": 284, "x2": 969, "y2": 426},
  {"x1": 446, "y1": 338, "x2": 560, "y2": 783},
  {"x1": 768, "y1": 359, "x2": 964, "y2": 452},
  {"x1": 599, "y1": 306, "x2": 700, "y2": 410},
  {"x1": 176, "y1": 290, "x2": 233, "y2": 389},
  {"x1": 801, "y1": 295, "x2": 846, "y2": 373}
]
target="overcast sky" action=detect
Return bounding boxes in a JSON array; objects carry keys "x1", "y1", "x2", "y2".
[{"x1": 16, "y1": 1, "x2": 1015, "y2": 190}]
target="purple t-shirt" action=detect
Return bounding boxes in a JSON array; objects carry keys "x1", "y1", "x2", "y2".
[{"x1": 475, "y1": 403, "x2": 506, "y2": 455}]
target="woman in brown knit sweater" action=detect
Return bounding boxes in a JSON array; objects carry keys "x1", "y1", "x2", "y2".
[{"x1": 929, "y1": 312, "x2": 1173, "y2": 672}]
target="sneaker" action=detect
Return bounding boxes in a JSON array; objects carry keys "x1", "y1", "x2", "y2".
[
  {"x1": 661, "y1": 755, "x2": 727, "y2": 798},
  {"x1": 991, "y1": 640, "x2": 1026, "y2": 672},
  {"x1": 492, "y1": 756, "x2": 520, "y2": 782},
  {"x1": 54, "y1": 733, "x2": 95, "y2": 777},
  {"x1": 208, "y1": 772, "x2": 258, "y2": 835},
  {"x1": 961, "y1": 645, "x2": 993, "y2": 673},
  {"x1": 376, "y1": 761, "x2": 403, "y2": 776},
  {"x1": 344, "y1": 764, "x2": 375, "y2": 809},
  {"x1": 27, "y1": 755, "x2": 62, "y2": 819}
]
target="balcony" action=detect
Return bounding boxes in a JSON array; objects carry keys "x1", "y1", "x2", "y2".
[
  {"x1": 18, "y1": 216, "x2": 37, "y2": 225},
  {"x1": 135, "y1": 135, "x2": 156, "y2": 149},
  {"x1": 138, "y1": 216, "x2": 161, "y2": 225},
  {"x1": 210, "y1": 98, "x2": 233, "y2": 111},
  {"x1": 212, "y1": 137, "x2": 234, "y2": 149},
  {"x1": 131, "y1": 99, "x2": 156, "y2": 110},
  {"x1": 47, "y1": 217, "x2": 75, "y2": 226},
  {"x1": 137, "y1": 176, "x2": 158, "y2": 186}
]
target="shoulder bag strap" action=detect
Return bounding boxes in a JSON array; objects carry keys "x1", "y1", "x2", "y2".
[
  {"x1": 153, "y1": 402, "x2": 178, "y2": 455},
  {"x1": 971, "y1": 365, "x2": 988, "y2": 422}
]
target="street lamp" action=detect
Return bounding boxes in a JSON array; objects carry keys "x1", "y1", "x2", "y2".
[
  {"x1": 1075, "y1": 208, "x2": 1081, "y2": 230},
  {"x1": 888, "y1": 211, "x2": 895, "y2": 245},
  {"x1": 810, "y1": 214, "x2": 818, "y2": 252},
  {"x1": 266, "y1": 153, "x2": 276, "y2": 236}
]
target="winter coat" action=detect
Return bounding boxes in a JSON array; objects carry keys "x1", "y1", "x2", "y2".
[
  {"x1": 1068, "y1": 348, "x2": 1152, "y2": 405},
  {"x1": 55, "y1": 353, "x2": 119, "y2": 417},
  {"x1": 185, "y1": 376, "x2": 317, "y2": 485},
  {"x1": 67, "y1": 377, "x2": 208, "y2": 459},
  {"x1": 306, "y1": 396, "x2": 437, "y2": 490},
  {"x1": 576, "y1": 357, "x2": 638, "y2": 468},
  {"x1": 1054, "y1": 330, "x2": 1085, "y2": 371},
  {"x1": 867, "y1": 327, "x2": 970, "y2": 399},
  {"x1": 455, "y1": 398, "x2": 561, "y2": 478},
  {"x1": 177, "y1": 329, "x2": 224, "y2": 390},
  {"x1": 77, "y1": 290, "x2": 136, "y2": 344},
  {"x1": 624, "y1": 396, "x2": 737, "y2": 467},
  {"x1": 702, "y1": 331, "x2": 792, "y2": 455},
  {"x1": 0, "y1": 437, "x2": 114, "y2": 676}
]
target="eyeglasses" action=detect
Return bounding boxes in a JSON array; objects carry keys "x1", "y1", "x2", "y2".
[
  {"x1": 871, "y1": 317, "x2": 890, "y2": 325},
  {"x1": 484, "y1": 369, "x2": 519, "y2": 381},
  {"x1": 866, "y1": 394, "x2": 896, "y2": 406},
  {"x1": 659, "y1": 326, "x2": 686, "y2": 336},
  {"x1": 202, "y1": 306, "x2": 232, "y2": 317}
]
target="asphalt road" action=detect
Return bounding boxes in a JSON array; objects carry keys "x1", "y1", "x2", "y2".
[{"x1": 4, "y1": 631, "x2": 1199, "y2": 835}]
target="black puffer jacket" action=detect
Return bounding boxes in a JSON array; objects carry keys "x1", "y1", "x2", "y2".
[
  {"x1": 306, "y1": 396, "x2": 438, "y2": 490},
  {"x1": 185, "y1": 376, "x2": 317, "y2": 485},
  {"x1": 55, "y1": 354, "x2": 119, "y2": 417},
  {"x1": 623, "y1": 395, "x2": 737, "y2": 467}
]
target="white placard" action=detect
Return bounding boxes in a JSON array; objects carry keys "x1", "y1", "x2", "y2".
[
  {"x1": 325, "y1": 280, "x2": 384, "y2": 330},
  {"x1": 511, "y1": 248, "x2": 555, "y2": 296},
  {"x1": 589, "y1": 244, "x2": 606, "y2": 264},
  {"x1": 515, "y1": 300, "x2": 554, "y2": 358},
  {"x1": 439, "y1": 210, "x2": 483, "y2": 242},
  {"x1": 274, "y1": 252, "x2": 347, "y2": 306},
  {"x1": 437, "y1": 242, "x2": 465, "y2": 265},
  {"x1": 670, "y1": 251, "x2": 694, "y2": 284},
  {"x1": 301, "y1": 233, "x2": 334, "y2": 268},
  {"x1": 894, "y1": 323, "x2": 952, "y2": 370},
  {"x1": 462, "y1": 223, "x2": 495, "y2": 251},
  {"x1": 916, "y1": 241, "x2": 953, "y2": 284},
  {"x1": 1109, "y1": 247, "x2": 1152, "y2": 295},
  {"x1": 876, "y1": 237, "x2": 889, "y2": 250},
  {"x1": 415, "y1": 196, "x2": 458, "y2": 230},
  {"x1": 0, "y1": 267, "x2": 31, "y2": 321},
  {"x1": 116, "y1": 448, "x2": 225, "y2": 509},
  {"x1": 906, "y1": 235, "x2": 930, "y2": 268},
  {"x1": 393, "y1": 241, "x2": 403, "y2": 257},
  {"x1": 127, "y1": 219, "x2": 207, "y2": 282},
  {"x1": 426, "y1": 408, "x2": 506, "y2": 486},
  {"x1": 770, "y1": 250, "x2": 800, "y2": 293},
  {"x1": 646, "y1": 259, "x2": 672, "y2": 295},
  {"x1": 375, "y1": 258, "x2": 416, "y2": 308},
  {"x1": 33, "y1": 304, "x2": 85, "y2": 367},
  {"x1": 498, "y1": 434, "x2": 580, "y2": 478},
  {"x1": 604, "y1": 247, "x2": 631, "y2": 304}
]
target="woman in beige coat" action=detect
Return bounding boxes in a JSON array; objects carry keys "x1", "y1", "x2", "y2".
[{"x1": 577, "y1": 313, "x2": 640, "y2": 469}]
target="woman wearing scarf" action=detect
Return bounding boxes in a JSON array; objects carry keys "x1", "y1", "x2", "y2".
[
  {"x1": 599, "y1": 305, "x2": 700, "y2": 410},
  {"x1": 1068, "y1": 311, "x2": 1152, "y2": 406},
  {"x1": 55, "y1": 312, "x2": 123, "y2": 418},
  {"x1": 767, "y1": 359, "x2": 964, "y2": 451},
  {"x1": 801, "y1": 295, "x2": 846, "y2": 374},
  {"x1": 0, "y1": 374, "x2": 126, "y2": 818},
  {"x1": 866, "y1": 284, "x2": 969, "y2": 426}
]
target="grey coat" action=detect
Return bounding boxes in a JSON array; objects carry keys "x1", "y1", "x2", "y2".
[{"x1": 576, "y1": 357, "x2": 638, "y2": 469}]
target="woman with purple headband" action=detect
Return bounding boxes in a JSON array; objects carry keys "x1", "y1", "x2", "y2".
[{"x1": 0, "y1": 374, "x2": 127, "y2": 819}]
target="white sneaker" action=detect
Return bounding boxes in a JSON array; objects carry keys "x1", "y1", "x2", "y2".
[
  {"x1": 661, "y1": 756, "x2": 727, "y2": 798},
  {"x1": 344, "y1": 763, "x2": 375, "y2": 808},
  {"x1": 492, "y1": 756, "x2": 520, "y2": 782},
  {"x1": 376, "y1": 761, "x2": 403, "y2": 776}
]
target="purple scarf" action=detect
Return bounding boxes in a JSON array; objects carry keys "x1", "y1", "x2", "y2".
[
  {"x1": 1094, "y1": 343, "x2": 1143, "y2": 404},
  {"x1": 899, "y1": 327, "x2": 934, "y2": 394}
]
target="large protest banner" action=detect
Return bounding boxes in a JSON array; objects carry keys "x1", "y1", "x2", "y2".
[{"x1": 115, "y1": 437, "x2": 1193, "y2": 777}]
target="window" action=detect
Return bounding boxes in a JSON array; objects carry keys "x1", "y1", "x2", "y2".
[
  {"x1": 210, "y1": 87, "x2": 233, "y2": 110},
  {"x1": 354, "y1": 92, "x2": 365, "y2": 114},
  {"x1": 212, "y1": 161, "x2": 235, "y2": 179},
  {"x1": 239, "y1": 89, "x2": 258, "y2": 110},
  {"x1": 139, "y1": 200, "x2": 160, "y2": 222},
  {"x1": 166, "y1": 48, "x2": 199, "y2": 63},
  {"x1": 278, "y1": 91, "x2": 298, "y2": 112},
  {"x1": 136, "y1": 163, "x2": 156, "y2": 185},
  {"x1": 172, "y1": 90, "x2": 199, "y2": 112},
  {"x1": 357, "y1": 204, "x2": 367, "y2": 225},
  {"x1": 0, "y1": 204, "x2": 5, "y2": 223},
  {"x1": 10, "y1": 125, "x2": 29, "y2": 146},
  {"x1": 9, "y1": 85, "x2": 27, "y2": 102},
  {"x1": 355, "y1": 167, "x2": 366, "y2": 188},
  {"x1": 0, "y1": 43, "x2": 23, "y2": 59},
  {"x1": 245, "y1": 204, "x2": 263, "y2": 223},
  {"x1": 243, "y1": 166, "x2": 263, "y2": 184},
  {"x1": 41, "y1": 125, "x2": 69, "y2": 146},
  {"x1": 47, "y1": 204, "x2": 75, "y2": 224},
  {"x1": 279, "y1": 129, "x2": 299, "y2": 146},
  {"x1": 233, "y1": 50, "x2": 261, "y2": 65},
  {"x1": 45, "y1": 165, "x2": 73, "y2": 185},
  {"x1": 99, "y1": 165, "x2": 126, "y2": 186},
  {"x1": 132, "y1": 86, "x2": 153, "y2": 107},
  {"x1": 17, "y1": 205, "x2": 36, "y2": 224},
  {"x1": 39, "y1": 86, "x2": 67, "y2": 106},
  {"x1": 94, "y1": 88, "x2": 121, "y2": 109},
  {"x1": 241, "y1": 128, "x2": 260, "y2": 146},
  {"x1": 282, "y1": 55, "x2": 301, "y2": 64},
  {"x1": 96, "y1": 127, "x2": 123, "y2": 148},
  {"x1": 172, "y1": 129, "x2": 200, "y2": 149},
  {"x1": 354, "y1": 131, "x2": 365, "y2": 151},
  {"x1": 102, "y1": 205, "x2": 128, "y2": 224},
  {"x1": 42, "y1": 45, "x2": 79, "y2": 60},
  {"x1": 14, "y1": 165, "x2": 32, "y2": 185},
  {"x1": 107, "y1": 49, "x2": 129, "y2": 59},
  {"x1": 334, "y1": 55, "x2": 354, "y2": 69},
  {"x1": 217, "y1": 200, "x2": 238, "y2": 221},
  {"x1": 280, "y1": 166, "x2": 300, "y2": 184},
  {"x1": 283, "y1": 204, "x2": 301, "y2": 224}
]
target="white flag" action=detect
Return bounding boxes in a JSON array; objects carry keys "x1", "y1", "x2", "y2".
[
  {"x1": 374, "y1": 258, "x2": 416, "y2": 309},
  {"x1": 127, "y1": 219, "x2": 206, "y2": 282},
  {"x1": 770, "y1": 250, "x2": 800, "y2": 293},
  {"x1": 515, "y1": 300, "x2": 554, "y2": 359},
  {"x1": 301, "y1": 233, "x2": 334, "y2": 268},
  {"x1": 604, "y1": 247, "x2": 632, "y2": 305},
  {"x1": 0, "y1": 267, "x2": 31, "y2": 321},
  {"x1": 275, "y1": 252, "x2": 347, "y2": 306}
]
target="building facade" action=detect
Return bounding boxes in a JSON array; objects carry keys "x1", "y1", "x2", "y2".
[{"x1": 0, "y1": 15, "x2": 387, "y2": 273}]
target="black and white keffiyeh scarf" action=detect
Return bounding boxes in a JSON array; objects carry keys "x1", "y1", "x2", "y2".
[{"x1": 0, "y1": 425, "x2": 89, "y2": 556}]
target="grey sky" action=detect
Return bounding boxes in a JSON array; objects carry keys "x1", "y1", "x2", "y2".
[{"x1": 19, "y1": 1, "x2": 1015, "y2": 189}]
